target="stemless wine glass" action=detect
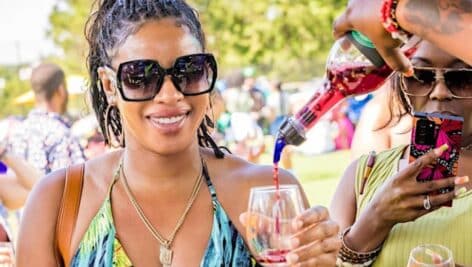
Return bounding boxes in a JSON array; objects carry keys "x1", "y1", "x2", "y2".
[
  {"x1": 407, "y1": 244, "x2": 454, "y2": 267},
  {"x1": 246, "y1": 184, "x2": 304, "y2": 267},
  {"x1": 0, "y1": 242, "x2": 15, "y2": 267}
]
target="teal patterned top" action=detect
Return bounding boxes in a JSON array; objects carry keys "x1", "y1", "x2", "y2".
[{"x1": 70, "y1": 166, "x2": 258, "y2": 267}]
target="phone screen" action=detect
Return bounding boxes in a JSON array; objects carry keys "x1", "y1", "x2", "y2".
[{"x1": 409, "y1": 112, "x2": 463, "y2": 205}]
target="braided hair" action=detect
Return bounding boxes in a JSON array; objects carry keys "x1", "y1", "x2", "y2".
[{"x1": 85, "y1": 0, "x2": 226, "y2": 158}]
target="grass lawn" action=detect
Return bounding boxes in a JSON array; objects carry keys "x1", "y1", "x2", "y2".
[{"x1": 259, "y1": 146, "x2": 351, "y2": 207}]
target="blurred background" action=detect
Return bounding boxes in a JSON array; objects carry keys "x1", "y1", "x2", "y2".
[{"x1": 0, "y1": 0, "x2": 359, "y2": 206}]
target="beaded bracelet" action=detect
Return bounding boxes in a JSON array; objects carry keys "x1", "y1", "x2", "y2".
[
  {"x1": 336, "y1": 227, "x2": 382, "y2": 267},
  {"x1": 380, "y1": 0, "x2": 411, "y2": 43}
]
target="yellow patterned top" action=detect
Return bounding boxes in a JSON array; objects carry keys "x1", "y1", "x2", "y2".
[{"x1": 355, "y1": 145, "x2": 472, "y2": 266}]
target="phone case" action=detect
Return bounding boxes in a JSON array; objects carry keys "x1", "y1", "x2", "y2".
[{"x1": 409, "y1": 112, "x2": 463, "y2": 206}]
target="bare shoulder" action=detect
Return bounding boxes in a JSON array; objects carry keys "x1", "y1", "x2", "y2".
[
  {"x1": 205, "y1": 151, "x2": 299, "y2": 191},
  {"x1": 83, "y1": 149, "x2": 123, "y2": 191},
  {"x1": 16, "y1": 168, "x2": 67, "y2": 266},
  {"x1": 16, "y1": 150, "x2": 122, "y2": 266},
  {"x1": 330, "y1": 158, "x2": 360, "y2": 229}
]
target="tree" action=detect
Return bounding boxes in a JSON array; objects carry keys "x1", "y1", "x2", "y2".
[
  {"x1": 191, "y1": 0, "x2": 347, "y2": 80},
  {"x1": 0, "y1": 66, "x2": 32, "y2": 117},
  {"x1": 47, "y1": 0, "x2": 92, "y2": 77},
  {"x1": 47, "y1": 0, "x2": 347, "y2": 82}
]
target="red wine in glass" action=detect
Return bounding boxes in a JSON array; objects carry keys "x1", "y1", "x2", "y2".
[
  {"x1": 247, "y1": 185, "x2": 303, "y2": 266},
  {"x1": 257, "y1": 249, "x2": 290, "y2": 265}
]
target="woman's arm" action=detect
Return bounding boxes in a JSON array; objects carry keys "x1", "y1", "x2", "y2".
[
  {"x1": 1, "y1": 151, "x2": 42, "y2": 190},
  {"x1": 333, "y1": 0, "x2": 472, "y2": 73},
  {"x1": 397, "y1": 0, "x2": 472, "y2": 65},
  {"x1": 0, "y1": 174, "x2": 29, "y2": 210},
  {"x1": 329, "y1": 159, "x2": 358, "y2": 230},
  {"x1": 16, "y1": 169, "x2": 66, "y2": 267},
  {"x1": 330, "y1": 158, "x2": 391, "y2": 251},
  {"x1": 332, "y1": 147, "x2": 459, "y2": 253}
]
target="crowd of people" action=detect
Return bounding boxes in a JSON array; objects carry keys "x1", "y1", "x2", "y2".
[
  {"x1": 211, "y1": 73, "x2": 371, "y2": 166},
  {"x1": 0, "y1": 0, "x2": 468, "y2": 266}
]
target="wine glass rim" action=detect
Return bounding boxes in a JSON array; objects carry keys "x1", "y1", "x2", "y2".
[
  {"x1": 410, "y1": 243, "x2": 453, "y2": 265},
  {"x1": 250, "y1": 184, "x2": 299, "y2": 193}
]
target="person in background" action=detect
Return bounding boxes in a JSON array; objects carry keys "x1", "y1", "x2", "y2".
[
  {"x1": 330, "y1": 101, "x2": 355, "y2": 151},
  {"x1": 243, "y1": 75, "x2": 267, "y2": 130},
  {"x1": 0, "y1": 144, "x2": 41, "y2": 242},
  {"x1": 333, "y1": 0, "x2": 472, "y2": 74},
  {"x1": 7, "y1": 62, "x2": 85, "y2": 180},
  {"x1": 331, "y1": 41, "x2": 472, "y2": 266},
  {"x1": 17, "y1": 1, "x2": 341, "y2": 266},
  {"x1": 266, "y1": 80, "x2": 293, "y2": 171},
  {"x1": 345, "y1": 94, "x2": 373, "y2": 126}
]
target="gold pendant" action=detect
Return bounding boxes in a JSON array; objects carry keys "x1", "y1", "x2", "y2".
[{"x1": 159, "y1": 244, "x2": 173, "y2": 267}]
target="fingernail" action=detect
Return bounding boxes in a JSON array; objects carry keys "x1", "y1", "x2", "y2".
[
  {"x1": 455, "y1": 176, "x2": 469, "y2": 185},
  {"x1": 404, "y1": 67, "x2": 415, "y2": 77},
  {"x1": 434, "y1": 144, "x2": 449, "y2": 156},
  {"x1": 455, "y1": 187, "x2": 467, "y2": 197},
  {"x1": 290, "y1": 238, "x2": 300, "y2": 249},
  {"x1": 286, "y1": 253, "x2": 299, "y2": 264}
]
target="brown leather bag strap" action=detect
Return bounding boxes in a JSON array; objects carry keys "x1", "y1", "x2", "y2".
[{"x1": 55, "y1": 163, "x2": 85, "y2": 267}]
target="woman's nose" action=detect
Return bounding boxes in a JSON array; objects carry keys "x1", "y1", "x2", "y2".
[
  {"x1": 153, "y1": 76, "x2": 184, "y2": 103},
  {"x1": 428, "y1": 72, "x2": 454, "y2": 101}
]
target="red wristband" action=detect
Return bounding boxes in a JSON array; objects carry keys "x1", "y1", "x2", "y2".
[{"x1": 381, "y1": 0, "x2": 411, "y2": 43}]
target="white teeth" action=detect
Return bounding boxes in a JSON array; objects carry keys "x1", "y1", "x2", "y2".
[{"x1": 150, "y1": 115, "x2": 185, "y2": 125}]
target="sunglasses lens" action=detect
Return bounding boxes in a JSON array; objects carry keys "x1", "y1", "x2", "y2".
[
  {"x1": 445, "y1": 70, "x2": 472, "y2": 97},
  {"x1": 404, "y1": 69, "x2": 436, "y2": 95},
  {"x1": 173, "y1": 54, "x2": 215, "y2": 95},
  {"x1": 119, "y1": 60, "x2": 160, "y2": 100}
]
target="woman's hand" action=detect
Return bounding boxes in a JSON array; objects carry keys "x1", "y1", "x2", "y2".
[
  {"x1": 367, "y1": 145, "x2": 467, "y2": 228},
  {"x1": 240, "y1": 206, "x2": 341, "y2": 267},
  {"x1": 332, "y1": 0, "x2": 412, "y2": 74},
  {"x1": 285, "y1": 206, "x2": 342, "y2": 267}
]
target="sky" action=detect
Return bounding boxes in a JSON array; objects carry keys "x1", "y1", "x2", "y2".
[{"x1": 0, "y1": 0, "x2": 58, "y2": 65}]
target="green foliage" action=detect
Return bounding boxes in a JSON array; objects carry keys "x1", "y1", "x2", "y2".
[
  {"x1": 0, "y1": 67, "x2": 32, "y2": 117},
  {"x1": 191, "y1": 0, "x2": 347, "y2": 80},
  {"x1": 46, "y1": 0, "x2": 347, "y2": 82},
  {"x1": 47, "y1": 0, "x2": 92, "y2": 77}
]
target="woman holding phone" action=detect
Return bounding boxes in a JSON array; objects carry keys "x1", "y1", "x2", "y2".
[
  {"x1": 16, "y1": 1, "x2": 341, "y2": 266},
  {"x1": 331, "y1": 40, "x2": 472, "y2": 266}
]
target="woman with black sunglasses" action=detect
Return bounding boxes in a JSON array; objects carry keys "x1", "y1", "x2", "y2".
[
  {"x1": 331, "y1": 40, "x2": 472, "y2": 266},
  {"x1": 16, "y1": 1, "x2": 341, "y2": 266}
]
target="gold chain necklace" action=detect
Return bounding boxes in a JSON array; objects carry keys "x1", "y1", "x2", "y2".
[{"x1": 119, "y1": 158, "x2": 204, "y2": 267}]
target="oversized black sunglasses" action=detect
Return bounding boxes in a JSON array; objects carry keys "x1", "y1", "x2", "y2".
[
  {"x1": 401, "y1": 66, "x2": 472, "y2": 99},
  {"x1": 105, "y1": 53, "x2": 217, "y2": 101}
]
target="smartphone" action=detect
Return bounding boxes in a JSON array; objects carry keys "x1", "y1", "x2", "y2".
[{"x1": 409, "y1": 112, "x2": 463, "y2": 206}]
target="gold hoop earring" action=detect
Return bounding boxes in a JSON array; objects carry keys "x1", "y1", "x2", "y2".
[{"x1": 104, "y1": 104, "x2": 124, "y2": 148}]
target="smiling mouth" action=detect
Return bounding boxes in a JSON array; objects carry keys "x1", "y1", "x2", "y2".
[
  {"x1": 149, "y1": 114, "x2": 186, "y2": 125},
  {"x1": 146, "y1": 111, "x2": 190, "y2": 133}
]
